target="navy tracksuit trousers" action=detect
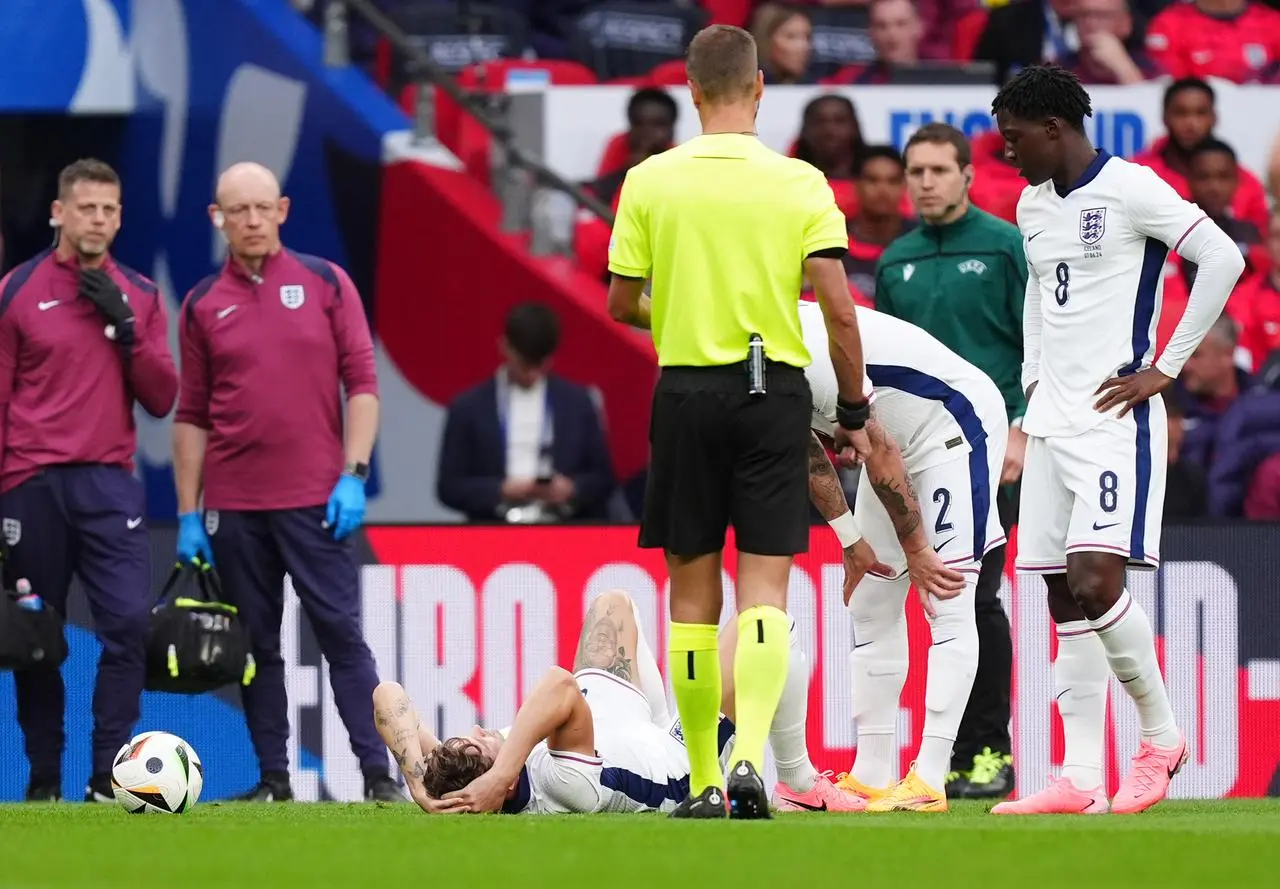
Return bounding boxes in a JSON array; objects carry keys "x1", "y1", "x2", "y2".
[
  {"x1": 0, "y1": 465, "x2": 151, "y2": 782},
  {"x1": 206, "y1": 506, "x2": 385, "y2": 778}
]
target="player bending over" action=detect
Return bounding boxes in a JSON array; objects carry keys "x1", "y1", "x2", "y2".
[
  {"x1": 991, "y1": 66, "x2": 1243, "y2": 815},
  {"x1": 799, "y1": 302, "x2": 1005, "y2": 813},
  {"x1": 373, "y1": 589, "x2": 862, "y2": 815}
]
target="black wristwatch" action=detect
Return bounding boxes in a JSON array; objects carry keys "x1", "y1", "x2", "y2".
[
  {"x1": 344, "y1": 461, "x2": 370, "y2": 481},
  {"x1": 836, "y1": 397, "x2": 871, "y2": 431}
]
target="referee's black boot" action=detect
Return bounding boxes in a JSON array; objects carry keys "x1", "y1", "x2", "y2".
[
  {"x1": 364, "y1": 773, "x2": 405, "y2": 802},
  {"x1": 726, "y1": 760, "x2": 772, "y2": 820},
  {"x1": 669, "y1": 785, "x2": 728, "y2": 819},
  {"x1": 237, "y1": 770, "x2": 293, "y2": 802},
  {"x1": 84, "y1": 772, "x2": 114, "y2": 803},
  {"x1": 25, "y1": 775, "x2": 62, "y2": 802}
]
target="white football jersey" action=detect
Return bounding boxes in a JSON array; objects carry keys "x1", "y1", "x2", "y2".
[
  {"x1": 1017, "y1": 152, "x2": 1207, "y2": 437},
  {"x1": 801, "y1": 303, "x2": 1008, "y2": 473}
]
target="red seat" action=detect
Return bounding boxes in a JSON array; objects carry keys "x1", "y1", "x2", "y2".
[
  {"x1": 647, "y1": 59, "x2": 689, "y2": 85},
  {"x1": 951, "y1": 9, "x2": 988, "y2": 62},
  {"x1": 597, "y1": 132, "x2": 632, "y2": 178},
  {"x1": 402, "y1": 60, "x2": 598, "y2": 186},
  {"x1": 699, "y1": 0, "x2": 752, "y2": 26}
]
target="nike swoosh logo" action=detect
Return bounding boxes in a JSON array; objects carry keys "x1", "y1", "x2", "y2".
[
  {"x1": 934, "y1": 537, "x2": 956, "y2": 553},
  {"x1": 126, "y1": 517, "x2": 143, "y2": 529},
  {"x1": 933, "y1": 638, "x2": 956, "y2": 646},
  {"x1": 779, "y1": 797, "x2": 826, "y2": 812},
  {"x1": 38, "y1": 300, "x2": 60, "y2": 311},
  {"x1": 1028, "y1": 230, "x2": 1045, "y2": 241},
  {"x1": 217, "y1": 305, "x2": 238, "y2": 319},
  {"x1": 853, "y1": 641, "x2": 874, "y2": 649},
  {"x1": 1092, "y1": 521, "x2": 1120, "y2": 531},
  {"x1": 1119, "y1": 675, "x2": 1138, "y2": 683}
]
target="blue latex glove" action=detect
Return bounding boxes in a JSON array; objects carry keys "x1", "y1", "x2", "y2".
[
  {"x1": 176, "y1": 512, "x2": 214, "y2": 566},
  {"x1": 325, "y1": 473, "x2": 366, "y2": 541}
]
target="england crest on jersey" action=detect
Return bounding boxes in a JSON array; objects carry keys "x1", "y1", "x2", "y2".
[
  {"x1": 1079, "y1": 207, "x2": 1107, "y2": 245},
  {"x1": 280, "y1": 285, "x2": 305, "y2": 309}
]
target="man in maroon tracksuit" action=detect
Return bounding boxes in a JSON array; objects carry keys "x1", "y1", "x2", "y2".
[
  {"x1": 171, "y1": 162, "x2": 397, "y2": 801},
  {"x1": 0, "y1": 159, "x2": 178, "y2": 802}
]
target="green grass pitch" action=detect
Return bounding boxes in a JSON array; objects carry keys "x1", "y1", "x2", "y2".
[{"x1": 4, "y1": 800, "x2": 1280, "y2": 887}]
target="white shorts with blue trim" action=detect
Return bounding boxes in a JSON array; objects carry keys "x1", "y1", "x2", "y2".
[
  {"x1": 1015, "y1": 400, "x2": 1167, "y2": 573},
  {"x1": 854, "y1": 436, "x2": 1007, "y2": 576}
]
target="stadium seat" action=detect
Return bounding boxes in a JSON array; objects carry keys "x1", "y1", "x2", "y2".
[
  {"x1": 569, "y1": 1, "x2": 708, "y2": 80},
  {"x1": 951, "y1": 9, "x2": 989, "y2": 61},
  {"x1": 596, "y1": 132, "x2": 632, "y2": 178},
  {"x1": 805, "y1": 6, "x2": 875, "y2": 79},
  {"x1": 404, "y1": 59, "x2": 598, "y2": 187},
  {"x1": 383, "y1": 2, "x2": 530, "y2": 95},
  {"x1": 969, "y1": 130, "x2": 1023, "y2": 224},
  {"x1": 700, "y1": 0, "x2": 753, "y2": 27},
  {"x1": 647, "y1": 59, "x2": 689, "y2": 85}
]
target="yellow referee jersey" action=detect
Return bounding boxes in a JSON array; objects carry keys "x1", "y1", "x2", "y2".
[{"x1": 607, "y1": 133, "x2": 848, "y2": 368}]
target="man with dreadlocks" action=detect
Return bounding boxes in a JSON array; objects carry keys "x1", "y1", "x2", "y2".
[{"x1": 990, "y1": 65, "x2": 1243, "y2": 816}]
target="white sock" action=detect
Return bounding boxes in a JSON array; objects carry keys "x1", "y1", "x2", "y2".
[
  {"x1": 915, "y1": 577, "x2": 979, "y2": 791},
  {"x1": 1090, "y1": 590, "x2": 1180, "y2": 748},
  {"x1": 1055, "y1": 621, "x2": 1109, "y2": 791},
  {"x1": 630, "y1": 597, "x2": 670, "y2": 726},
  {"x1": 770, "y1": 617, "x2": 819, "y2": 793},
  {"x1": 849, "y1": 574, "x2": 911, "y2": 789}
]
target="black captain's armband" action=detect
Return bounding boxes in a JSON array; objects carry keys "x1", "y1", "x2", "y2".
[
  {"x1": 611, "y1": 272, "x2": 645, "y2": 282},
  {"x1": 806, "y1": 246, "x2": 848, "y2": 260},
  {"x1": 836, "y1": 396, "x2": 871, "y2": 431}
]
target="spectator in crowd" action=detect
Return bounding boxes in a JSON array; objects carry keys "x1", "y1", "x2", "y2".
[
  {"x1": 437, "y1": 302, "x2": 615, "y2": 523},
  {"x1": 793, "y1": 94, "x2": 866, "y2": 214},
  {"x1": 913, "y1": 0, "x2": 986, "y2": 60},
  {"x1": 1184, "y1": 139, "x2": 1269, "y2": 285},
  {"x1": 1163, "y1": 393, "x2": 1208, "y2": 520},
  {"x1": 1269, "y1": 130, "x2": 1280, "y2": 199},
  {"x1": 172, "y1": 162, "x2": 396, "y2": 802},
  {"x1": 0, "y1": 159, "x2": 177, "y2": 803},
  {"x1": 1059, "y1": 0, "x2": 1163, "y2": 84},
  {"x1": 1174, "y1": 313, "x2": 1252, "y2": 472},
  {"x1": 872, "y1": 123, "x2": 1025, "y2": 801},
  {"x1": 1132, "y1": 78, "x2": 1272, "y2": 234},
  {"x1": 1145, "y1": 0, "x2": 1280, "y2": 83},
  {"x1": 1228, "y1": 212, "x2": 1280, "y2": 371},
  {"x1": 1243, "y1": 452, "x2": 1280, "y2": 518},
  {"x1": 844, "y1": 145, "x2": 916, "y2": 304},
  {"x1": 967, "y1": 129, "x2": 1023, "y2": 223},
  {"x1": 1207, "y1": 361, "x2": 1280, "y2": 516},
  {"x1": 975, "y1": 0, "x2": 1080, "y2": 85},
  {"x1": 827, "y1": 0, "x2": 924, "y2": 83},
  {"x1": 588, "y1": 89, "x2": 679, "y2": 205},
  {"x1": 750, "y1": 4, "x2": 818, "y2": 83}
]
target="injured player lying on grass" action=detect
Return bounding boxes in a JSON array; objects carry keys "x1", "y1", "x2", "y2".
[{"x1": 373, "y1": 589, "x2": 865, "y2": 815}]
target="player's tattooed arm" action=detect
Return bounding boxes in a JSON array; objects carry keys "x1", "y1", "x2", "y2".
[
  {"x1": 373, "y1": 682, "x2": 434, "y2": 793},
  {"x1": 573, "y1": 597, "x2": 633, "y2": 682},
  {"x1": 863, "y1": 415, "x2": 925, "y2": 546},
  {"x1": 807, "y1": 432, "x2": 853, "y2": 521}
]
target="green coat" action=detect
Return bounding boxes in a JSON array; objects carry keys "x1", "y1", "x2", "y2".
[{"x1": 874, "y1": 206, "x2": 1028, "y2": 423}]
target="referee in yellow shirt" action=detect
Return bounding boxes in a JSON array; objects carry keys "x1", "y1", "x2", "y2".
[{"x1": 607, "y1": 24, "x2": 873, "y2": 820}]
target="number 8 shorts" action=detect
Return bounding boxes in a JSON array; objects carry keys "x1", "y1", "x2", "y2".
[{"x1": 1015, "y1": 399, "x2": 1169, "y2": 573}]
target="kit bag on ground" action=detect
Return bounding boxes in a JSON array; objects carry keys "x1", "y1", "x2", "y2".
[
  {"x1": 0, "y1": 577, "x2": 69, "y2": 671},
  {"x1": 146, "y1": 562, "x2": 255, "y2": 694}
]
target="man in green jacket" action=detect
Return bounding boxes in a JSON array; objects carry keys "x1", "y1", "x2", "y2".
[{"x1": 873, "y1": 122, "x2": 1027, "y2": 800}]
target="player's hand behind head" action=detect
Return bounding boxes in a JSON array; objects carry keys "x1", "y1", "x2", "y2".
[
  {"x1": 1093, "y1": 368, "x2": 1174, "y2": 418},
  {"x1": 903, "y1": 546, "x2": 966, "y2": 619},
  {"x1": 443, "y1": 766, "x2": 514, "y2": 815}
]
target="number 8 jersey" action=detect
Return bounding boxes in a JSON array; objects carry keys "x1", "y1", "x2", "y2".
[{"x1": 1017, "y1": 151, "x2": 1207, "y2": 438}]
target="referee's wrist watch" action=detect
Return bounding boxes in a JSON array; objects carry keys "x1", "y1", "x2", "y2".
[
  {"x1": 836, "y1": 396, "x2": 871, "y2": 431},
  {"x1": 344, "y1": 461, "x2": 371, "y2": 482}
]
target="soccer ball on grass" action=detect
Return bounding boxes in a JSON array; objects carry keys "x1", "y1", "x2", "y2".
[{"x1": 111, "y1": 731, "x2": 204, "y2": 814}]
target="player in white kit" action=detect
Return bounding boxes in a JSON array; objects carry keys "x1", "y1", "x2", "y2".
[
  {"x1": 372, "y1": 590, "x2": 862, "y2": 815},
  {"x1": 989, "y1": 66, "x2": 1244, "y2": 815},
  {"x1": 798, "y1": 302, "x2": 1007, "y2": 812}
]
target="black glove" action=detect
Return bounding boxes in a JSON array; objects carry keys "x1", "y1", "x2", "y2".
[{"x1": 79, "y1": 268, "x2": 136, "y2": 344}]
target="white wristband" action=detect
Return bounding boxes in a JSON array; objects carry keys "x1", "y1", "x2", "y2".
[{"x1": 828, "y1": 510, "x2": 861, "y2": 548}]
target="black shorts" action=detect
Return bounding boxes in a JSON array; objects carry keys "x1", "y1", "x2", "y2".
[{"x1": 639, "y1": 362, "x2": 812, "y2": 557}]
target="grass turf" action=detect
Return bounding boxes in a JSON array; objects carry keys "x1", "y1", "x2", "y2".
[{"x1": 3, "y1": 799, "x2": 1280, "y2": 887}]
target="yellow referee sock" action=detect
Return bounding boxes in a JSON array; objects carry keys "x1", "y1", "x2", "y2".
[
  {"x1": 669, "y1": 622, "x2": 723, "y2": 796},
  {"x1": 731, "y1": 605, "x2": 791, "y2": 774}
]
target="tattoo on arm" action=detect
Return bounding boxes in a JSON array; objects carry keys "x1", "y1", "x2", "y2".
[
  {"x1": 807, "y1": 433, "x2": 853, "y2": 525},
  {"x1": 375, "y1": 696, "x2": 411, "y2": 727},
  {"x1": 866, "y1": 419, "x2": 923, "y2": 542},
  {"x1": 573, "y1": 599, "x2": 633, "y2": 682}
]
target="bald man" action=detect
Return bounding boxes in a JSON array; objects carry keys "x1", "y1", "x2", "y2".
[{"x1": 171, "y1": 163, "x2": 396, "y2": 802}]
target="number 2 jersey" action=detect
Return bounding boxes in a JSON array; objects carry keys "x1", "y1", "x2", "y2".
[{"x1": 1017, "y1": 151, "x2": 1209, "y2": 438}]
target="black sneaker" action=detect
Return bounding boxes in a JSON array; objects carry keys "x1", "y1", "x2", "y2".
[
  {"x1": 944, "y1": 768, "x2": 971, "y2": 799},
  {"x1": 726, "y1": 760, "x2": 771, "y2": 820},
  {"x1": 84, "y1": 772, "x2": 114, "y2": 803},
  {"x1": 238, "y1": 771, "x2": 293, "y2": 802},
  {"x1": 364, "y1": 774, "x2": 404, "y2": 802},
  {"x1": 669, "y1": 785, "x2": 728, "y2": 819},
  {"x1": 26, "y1": 777, "x2": 62, "y2": 802},
  {"x1": 959, "y1": 748, "x2": 1015, "y2": 800}
]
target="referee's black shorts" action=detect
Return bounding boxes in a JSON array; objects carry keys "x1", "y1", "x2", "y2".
[{"x1": 639, "y1": 361, "x2": 812, "y2": 557}]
